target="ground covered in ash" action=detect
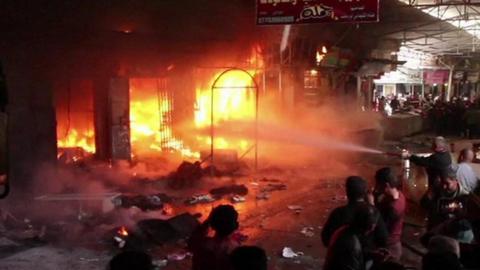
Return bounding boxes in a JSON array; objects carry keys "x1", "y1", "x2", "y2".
[{"x1": 0, "y1": 144, "x2": 430, "y2": 270}]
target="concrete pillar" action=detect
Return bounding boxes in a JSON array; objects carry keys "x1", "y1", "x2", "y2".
[
  {"x1": 109, "y1": 77, "x2": 131, "y2": 161},
  {"x1": 2, "y1": 56, "x2": 57, "y2": 199},
  {"x1": 93, "y1": 77, "x2": 110, "y2": 160}
]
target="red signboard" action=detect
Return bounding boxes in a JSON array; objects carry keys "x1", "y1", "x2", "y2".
[
  {"x1": 257, "y1": 0, "x2": 379, "y2": 25},
  {"x1": 423, "y1": 70, "x2": 450, "y2": 85}
]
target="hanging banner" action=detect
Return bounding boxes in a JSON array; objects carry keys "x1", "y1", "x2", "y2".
[
  {"x1": 257, "y1": 0, "x2": 380, "y2": 25},
  {"x1": 423, "y1": 70, "x2": 449, "y2": 85}
]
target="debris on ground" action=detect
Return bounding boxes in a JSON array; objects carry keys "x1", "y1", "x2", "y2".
[
  {"x1": 167, "y1": 161, "x2": 204, "y2": 189},
  {"x1": 153, "y1": 259, "x2": 168, "y2": 268},
  {"x1": 256, "y1": 192, "x2": 270, "y2": 200},
  {"x1": 259, "y1": 177, "x2": 282, "y2": 183},
  {"x1": 231, "y1": 195, "x2": 246, "y2": 203},
  {"x1": 112, "y1": 193, "x2": 173, "y2": 211},
  {"x1": 262, "y1": 183, "x2": 287, "y2": 192},
  {"x1": 136, "y1": 213, "x2": 200, "y2": 245},
  {"x1": 287, "y1": 205, "x2": 303, "y2": 214},
  {"x1": 282, "y1": 247, "x2": 304, "y2": 258},
  {"x1": 185, "y1": 194, "x2": 217, "y2": 205},
  {"x1": 300, "y1": 227, "x2": 315, "y2": 237},
  {"x1": 210, "y1": 184, "x2": 248, "y2": 197},
  {"x1": 167, "y1": 252, "x2": 192, "y2": 261}
]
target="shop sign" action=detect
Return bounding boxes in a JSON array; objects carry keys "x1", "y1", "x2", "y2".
[
  {"x1": 423, "y1": 70, "x2": 449, "y2": 85},
  {"x1": 257, "y1": 0, "x2": 379, "y2": 25}
]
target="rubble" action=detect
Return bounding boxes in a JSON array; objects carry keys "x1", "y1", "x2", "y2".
[
  {"x1": 300, "y1": 227, "x2": 315, "y2": 237},
  {"x1": 135, "y1": 213, "x2": 200, "y2": 245},
  {"x1": 210, "y1": 184, "x2": 248, "y2": 197},
  {"x1": 282, "y1": 247, "x2": 304, "y2": 258},
  {"x1": 185, "y1": 194, "x2": 217, "y2": 205},
  {"x1": 231, "y1": 195, "x2": 246, "y2": 203},
  {"x1": 287, "y1": 205, "x2": 303, "y2": 214},
  {"x1": 256, "y1": 192, "x2": 270, "y2": 200},
  {"x1": 167, "y1": 251, "x2": 192, "y2": 261},
  {"x1": 112, "y1": 193, "x2": 173, "y2": 211},
  {"x1": 262, "y1": 183, "x2": 287, "y2": 192}
]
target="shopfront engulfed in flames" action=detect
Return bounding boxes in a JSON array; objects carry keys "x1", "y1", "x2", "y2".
[{"x1": 55, "y1": 46, "x2": 263, "y2": 164}]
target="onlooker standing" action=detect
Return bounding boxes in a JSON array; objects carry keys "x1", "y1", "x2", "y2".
[
  {"x1": 323, "y1": 204, "x2": 379, "y2": 270},
  {"x1": 404, "y1": 136, "x2": 452, "y2": 193},
  {"x1": 374, "y1": 167, "x2": 406, "y2": 261},
  {"x1": 321, "y1": 176, "x2": 388, "y2": 249},
  {"x1": 188, "y1": 205, "x2": 241, "y2": 270},
  {"x1": 420, "y1": 166, "x2": 468, "y2": 229},
  {"x1": 456, "y1": 148, "x2": 479, "y2": 194}
]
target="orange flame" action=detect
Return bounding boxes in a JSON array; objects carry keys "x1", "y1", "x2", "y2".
[
  {"x1": 194, "y1": 46, "x2": 263, "y2": 151},
  {"x1": 118, "y1": 226, "x2": 129, "y2": 237},
  {"x1": 129, "y1": 79, "x2": 199, "y2": 159},
  {"x1": 56, "y1": 80, "x2": 96, "y2": 155},
  {"x1": 57, "y1": 129, "x2": 96, "y2": 153}
]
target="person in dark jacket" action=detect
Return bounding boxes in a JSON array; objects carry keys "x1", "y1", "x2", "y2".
[
  {"x1": 404, "y1": 136, "x2": 452, "y2": 192},
  {"x1": 420, "y1": 166, "x2": 468, "y2": 230},
  {"x1": 321, "y1": 176, "x2": 388, "y2": 250},
  {"x1": 323, "y1": 204, "x2": 379, "y2": 270}
]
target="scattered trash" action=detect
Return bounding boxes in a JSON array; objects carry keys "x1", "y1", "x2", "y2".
[
  {"x1": 113, "y1": 193, "x2": 173, "y2": 211},
  {"x1": 256, "y1": 192, "x2": 270, "y2": 200},
  {"x1": 288, "y1": 205, "x2": 303, "y2": 214},
  {"x1": 113, "y1": 236, "x2": 126, "y2": 248},
  {"x1": 167, "y1": 252, "x2": 192, "y2": 261},
  {"x1": 259, "y1": 177, "x2": 282, "y2": 183},
  {"x1": 300, "y1": 227, "x2": 315, "y2": 237},
  {"x1": 185, "y1": 194, "x2": 216, "y2": 205},
  {"x1": 413, "y1": 232, "x2": 420, "y2": 237},
  {"x1": 231, "y1": 195, "x2": 246, "y2": 203},
  {"x1": 282, "y1": 247, "x2": 304, "y2": 258},
  {"x1": 262, "y1": 183, "x2": 287, "y2": 192},
  {"x1": 153, "y1": 259, "x2": 168, "y2": 268},
  {"x1": 210, "y1": 184, "x2": 248, "y2": 197}
]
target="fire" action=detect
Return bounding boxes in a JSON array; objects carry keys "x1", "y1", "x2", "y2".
[
  {"x1": 57, "y1": 129, "x2": 96, "y2": 153},
  {"x1": 194, "y1": 45, "x2": 263, "y2": 151},
  {"x1": 56, "y1": 79, "x2": 96, "y2": 155},
  {"x1": 129, "y1": 79, "x2": 199, "y2": 159},
  {"x1": 117, "y1": 226, "x2": 129, "y2": 237}
]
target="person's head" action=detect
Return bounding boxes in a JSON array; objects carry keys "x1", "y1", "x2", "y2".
[
  {"x1": 209, "y1": 204, "x2": 239, "y2": 238},
  {"x1": 230, "y1": 246, "x2": 267, "y2": 270},
  {"x1": 439, "y1": 166, "x2": 459, "y2": 193},
  {"x1": 427, "y1": 235, "x2": 460, "y2": 257},
  {"x1": 345, "y1": 176, "x2": 368, "y2": 203},
  {"x1": 432, "y1": 136, "x2": 448, "y2": 152},
  {"x1": 374, "y1": 167, "x2": 401, "y2": 196},
  {"x1": 422, "y1": 252, "x2": 462, "y2": 270},
  {"x1": 351, "y1": 204, "x2": 378, "y2": 235},
  {"x1": 458, "y1": 148, "x2": 474, "y2": 163},
  {"x1": 109, "y1": 251, "x2": 152, "y2": 270}
]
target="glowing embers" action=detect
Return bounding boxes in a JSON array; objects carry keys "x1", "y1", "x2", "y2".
[
  {"x1": 56, "y1": 79, "x2": 96, "y2": 161},
  {"x1": 129, "y1": 78, "x2": 199, "y2": 159}
]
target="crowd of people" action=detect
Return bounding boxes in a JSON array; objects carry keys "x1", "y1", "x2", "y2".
[
  {"x1": 377, "y1": 93, "x2": 480, "y2": 138},
  {"x1": 105, "y1": 138, "x2": 479, "y2": 270}
]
